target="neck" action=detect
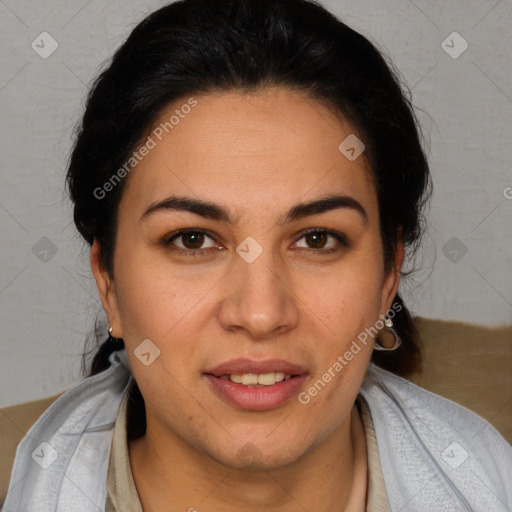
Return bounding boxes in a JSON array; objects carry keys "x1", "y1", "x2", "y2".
[{"x1": 129, "y1": 403, "x2": 367, "y2": 512}]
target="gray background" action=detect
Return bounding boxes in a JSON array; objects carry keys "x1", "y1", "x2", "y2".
[{"x1": 0, "y1": 0, "x2": 511, "y2": 407}]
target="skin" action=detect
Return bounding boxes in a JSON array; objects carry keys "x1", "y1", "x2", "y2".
[{"x1": 91, "y1": 87, "x2": 403, "y2": 511}]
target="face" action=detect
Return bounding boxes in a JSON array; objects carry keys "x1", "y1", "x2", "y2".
[{"x1": 92, "y1": 87, "x2": 401, "y2": 470}]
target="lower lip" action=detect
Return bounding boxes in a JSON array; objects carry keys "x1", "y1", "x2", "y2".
[{"x1": 204, "y1": 374, "x2": 308, "y2": 411}]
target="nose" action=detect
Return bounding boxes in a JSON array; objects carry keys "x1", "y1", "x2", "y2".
[{"x1": 218, "y1": 250, "x2": 299, "y2": 340}]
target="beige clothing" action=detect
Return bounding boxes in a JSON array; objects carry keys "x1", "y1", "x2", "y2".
[
  {"x1": 105, "y1": 388, "x2": 142, "y2": 512},
  {"x1": 105, "y1": 391, "x2": 390, "y2": 511},
  {"x1": 357, "y1": 395, "x2": 392, "y2": 511}
]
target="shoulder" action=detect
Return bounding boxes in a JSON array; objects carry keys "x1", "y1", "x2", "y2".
[
  {"x1": 0, "y1": 393, "x2": 63, "y2": 504},
  {"x1": 359, "y1": 363, "x2": 512, "y2": 510}
]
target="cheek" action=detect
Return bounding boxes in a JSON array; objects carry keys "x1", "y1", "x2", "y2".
[
  {"x1": 112, "y1": 249, "x2": 217, "y2": 340},
  {"x1": 299, "y1": 269, "x2": 380, "y2": 419},
  {"x1": 308, "y1": 257, "x2": 384, "y2": 331},
  {"x1": 298, "y1": 252, "x2": 384, "y2": 388},
  {"x1": 110, "y1": 253, "x2": 226, "y2": 399}
]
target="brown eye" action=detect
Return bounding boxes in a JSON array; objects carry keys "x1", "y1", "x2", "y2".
[
  {"x1": 181, "y1": 232, "x2": 205, "y2": 249},
  {"x1": 304, "y1": 232, "x2": 328, "y2": 249},
  {"x1": 166, "y1": 230, "x2": 217, "y2": 251},
  {"x1": 294, "y1": 230, "x2": 349, "y2": 252}
]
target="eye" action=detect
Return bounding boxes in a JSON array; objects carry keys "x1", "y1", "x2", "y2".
[
  {"x1": 293, "y1": 229, "x2": 349, "y2": 252},
  {"x1": 164, "y1": 229, "x2": 219, "y2": 252}
]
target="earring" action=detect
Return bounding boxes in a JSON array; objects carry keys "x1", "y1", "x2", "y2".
[
  {"x1": 374, "y1": 318, "x2": 402, "y2": 351},
  {"x1": 107, "y1": 326, "x2": 125, "y2": 351}
]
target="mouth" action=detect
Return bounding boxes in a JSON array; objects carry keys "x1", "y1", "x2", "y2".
[{"x1": 203, "y1": 359, "x2": 308, "y2": 410}]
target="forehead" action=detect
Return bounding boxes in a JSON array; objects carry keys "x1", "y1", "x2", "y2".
[{"x1": 120, "y1": 87, "x2": 376, "y2": 217}]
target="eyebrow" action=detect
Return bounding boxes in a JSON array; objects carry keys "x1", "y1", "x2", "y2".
[{"x1": 140, "y1": 194, "x2": 368, "y2": 225}]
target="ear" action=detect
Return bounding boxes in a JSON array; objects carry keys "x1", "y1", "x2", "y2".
[
  {"x1": 380, "y1": 229, "x2": 404, "y2": 315},
  {"x1": 90, "y1": 239, "x2": 123, "y2": 338}
]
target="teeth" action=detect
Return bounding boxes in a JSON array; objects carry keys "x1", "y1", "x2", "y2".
[
  {"x1": 257, "y1": 372, "x2": 281, "y2": 385},
  {"x1": 219, "y1": 372, "x2": 293, "y2": 386},
  {"x1": 242, "y1": 373, "x2": 259, "y2": 385}
]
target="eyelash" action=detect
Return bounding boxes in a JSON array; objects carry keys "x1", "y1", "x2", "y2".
[{"x1": 162, "y1": 228, "x2": 350, "y2": 256}]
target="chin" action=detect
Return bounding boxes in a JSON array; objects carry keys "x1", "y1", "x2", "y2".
[{"x1": 206, "y1": 438, "x2": 310, "y2": 472}]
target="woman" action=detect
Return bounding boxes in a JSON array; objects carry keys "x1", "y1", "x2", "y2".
[{"x1": 4, "y1": 0, "x2": 511, "y2": 510}]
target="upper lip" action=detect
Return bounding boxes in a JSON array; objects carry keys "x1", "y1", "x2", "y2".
[{"x1": 205, "y1": 358, "x2": 308, "y2": 377}]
